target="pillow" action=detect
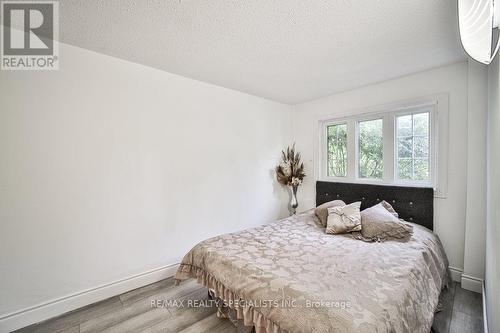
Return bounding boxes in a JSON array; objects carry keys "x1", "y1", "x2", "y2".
[
  {"x1": 325, "y1": 202, "x2": 362, "y2": 234},
  {"x1": 315, "y1": 200, "x2": 346, "y2": 227},
  {"x1": 380, "y1": 200, "x2": 398, "y2": 217},
  {"x1": 360, "y1": 201, "x2": 413, "y2": 241}
]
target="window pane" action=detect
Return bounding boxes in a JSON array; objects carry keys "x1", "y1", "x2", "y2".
[
  {"x1": 397, "y1": 115, "x2": 412, "y2": 137},
  {"x1": 398, "y1": 158, "x2": 413, "y2": 180},
  {"x1": 395, "y1": 111, "x2": 430, "y2": 182},
  {"x1": 397, "y1": 137, "x2": 412, "y2": 158},
  {"x1": 327, "y1": 124, "x2": 348, "y2": 177},
  {"x1": 414, "y1": 158, "x2": 429, "y2": 180},
  {"x1": 413, "y1": 112, "x2": 429, "y2": 136},
  {"x1": 414, "y1": 137, "x2": 429, "y2": 158},
  {"x1": 358, "y1": 119, "x2": 383, "y2": 179}
]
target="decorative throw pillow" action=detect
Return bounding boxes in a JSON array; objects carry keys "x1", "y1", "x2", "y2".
[
  {"x1": 314, "y1": 200, "x2": 346, "y2": 227},
  {"x1": 380, "y1": 200, "x2": 398, "y2": 217},
  {"x1": 360, "y1": 201, "x2": 413, "y2": 241},
  {"x1": 325, "y1": 202, "x2": 362, "y2": 234}
]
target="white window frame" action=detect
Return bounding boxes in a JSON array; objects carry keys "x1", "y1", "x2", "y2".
[
  {"x1": 324, "y1": 122, "x2": 349, "y2": 178},
  {"x1": 393, "y1": 107, "x2": 435, "y2": 186},
  {"x1": 317, "y1": 94, "x2": 448, "y2": 198},
  {"x1": 355, "y1": 116, "x2": 386, "y2": 182}
]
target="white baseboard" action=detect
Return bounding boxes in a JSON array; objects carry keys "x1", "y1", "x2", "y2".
[
  {"x1": 448, "y1": 266, "x2": 463, "y2": 282},
  {"x1": 461, "y1": 274, "x2": 483, "y2": 294},
  {"x1": 449, "y1": 266, "x2": 483, "y2": 294},
  {"x1": 0, "y1": 263, "x2": 180, "y2": 333},
  {"x1": 482, "y1": 283, "x2": 488, "y2": 333}
]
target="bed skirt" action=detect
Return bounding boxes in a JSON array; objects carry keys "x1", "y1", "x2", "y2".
[{"x1": 176, "y1": 263, "x2": 286, "y2": 333}]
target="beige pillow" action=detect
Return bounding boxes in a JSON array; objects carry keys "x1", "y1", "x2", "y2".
[
  {"x1": 314, "y1": 200, "x2": 346, "y2": 227},
  {"x1": 325, "y1": 202, "x2": 362, "y2": 234},
  {"x1": 360, "y1": 201, "x2": 413, "y2": 241},
  {"x1": 380, "y1": 200, "x2": 398, "y2": 217}
]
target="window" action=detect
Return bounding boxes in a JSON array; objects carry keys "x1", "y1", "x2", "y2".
[
  {"x1": 396, "y1": 112, "x2": 430, "y2": 182},
  {"x1": 319, "y1": 98, "x2": 446, "y2": 194},
  {"x1": 327, "y1": 123, "x2": 347, "y2": 177},
  {"x1": 358, "y1": 119, "x2": 383, "y2": 179}
]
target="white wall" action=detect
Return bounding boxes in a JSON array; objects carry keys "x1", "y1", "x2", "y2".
[
  {"x1": 463, "y1": 61, "x2": 487, "y2": 293},
  {"x1": 0, "y1": 43, "x2": 292, "y2": 330},
  {"x1": 291, "y1": 62, "x2": 471, "y2": 280},
  {"x1": 485, "y1": 54, "x2": 500, "y2": 333}
]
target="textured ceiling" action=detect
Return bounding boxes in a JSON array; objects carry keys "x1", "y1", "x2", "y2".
[{"x1": 57, "y1": 0, "x2": 465, "y2": 104}]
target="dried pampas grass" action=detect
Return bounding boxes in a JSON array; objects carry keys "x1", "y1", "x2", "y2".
[{"x1": 276, "y1": 144, "x2": 306, "y2": 187}]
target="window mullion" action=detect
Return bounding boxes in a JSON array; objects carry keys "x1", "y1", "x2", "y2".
[
  {"x1": 347, "y1": 119, "x2": 356, "y2": 179},
  {"x1": 411, "y1": 114, "x2": 415, "y2": 180},
  {"x1": 383, "y1": 113, "x2": 394, "y2": 182},
  {"x1": 321, "y1": 123, "x2": 327, "y2": 180}
]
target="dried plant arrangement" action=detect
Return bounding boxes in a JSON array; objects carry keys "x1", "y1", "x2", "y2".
[{"x1": 275, "y1": 144, "x2": 306, "y2": 187}]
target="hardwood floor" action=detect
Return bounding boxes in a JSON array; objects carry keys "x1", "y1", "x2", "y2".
[
  {"x1": 432, "y1": 282, "x2": 484, "y2": 333},
  {"x1": 14, "y1": 279, "x2": 483, "y2": 333}
]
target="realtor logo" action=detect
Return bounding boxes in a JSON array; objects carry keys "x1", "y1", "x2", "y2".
[{"x1": 1, "y1": 0, "x2": 59, "y2": 70}]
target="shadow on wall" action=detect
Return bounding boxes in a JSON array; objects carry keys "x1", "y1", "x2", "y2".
[{"x1": 269, "y1": 168, "x2": 293, "y2": 217}]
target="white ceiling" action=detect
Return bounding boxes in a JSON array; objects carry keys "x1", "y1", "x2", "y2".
[{"x1": 58, "y1": 0, "x2": 465, "y2": 104}]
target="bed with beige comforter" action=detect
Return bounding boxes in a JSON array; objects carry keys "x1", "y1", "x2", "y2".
[{"x1": 175, "y1": 209, "x2": 449, "y2": 333}]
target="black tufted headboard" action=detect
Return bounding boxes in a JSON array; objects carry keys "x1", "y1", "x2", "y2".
[{"x1": 316, "y1": 181, "x2": 434, "y2": 230}]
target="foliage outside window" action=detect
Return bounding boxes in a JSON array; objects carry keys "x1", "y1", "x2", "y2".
[
  {"x1": 358, "y1": 119, "x2": 383, "y2": 179},
  {"x1": 327, "y1": 124, "x2": 347, "y2": 177},
  {"x1": 396, "y1": 112, "x2": 430, "y2": 181}
]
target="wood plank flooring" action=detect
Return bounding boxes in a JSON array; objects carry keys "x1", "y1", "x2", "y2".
[
  {"x1": 14, "y1": 279, "x2": 483, "y2": 333},
  {"x1": 432, "y1": 282, "x2": 484, "y2": 333}
]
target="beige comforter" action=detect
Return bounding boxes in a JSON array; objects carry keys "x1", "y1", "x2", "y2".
[{"x1": 175, "y1": 210, "x2": 448, "y2": 333}]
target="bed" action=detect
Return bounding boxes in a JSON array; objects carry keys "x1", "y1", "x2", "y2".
[{"x1": 175, "y1": 181, "x2": 449, "y2": 333}]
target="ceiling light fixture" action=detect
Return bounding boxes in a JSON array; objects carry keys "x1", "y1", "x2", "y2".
[{"x1": 458, "y1": 0, "x2": 500, "y2": 64}]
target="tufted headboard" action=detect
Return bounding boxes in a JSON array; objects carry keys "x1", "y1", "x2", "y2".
[{"x1": 316, "y1": 181, "x2": 434, "y2": 230}]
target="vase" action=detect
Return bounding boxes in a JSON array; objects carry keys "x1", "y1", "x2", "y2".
[{"x1": 289, "y1": 185, "x2": 298, "y2": 215}]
